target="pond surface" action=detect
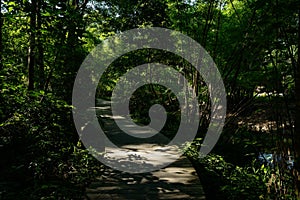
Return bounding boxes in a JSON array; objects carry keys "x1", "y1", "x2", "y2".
[{"x1": 258, "y1": 153, "x2": 294, "y2": 169}]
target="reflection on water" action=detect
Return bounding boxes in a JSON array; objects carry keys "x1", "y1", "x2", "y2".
[{"x1": 258, "y1": 153, "x2": 294, "y2": 169}]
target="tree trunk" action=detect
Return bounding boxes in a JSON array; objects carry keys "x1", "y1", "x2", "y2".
[
  {"x1": 193, "y1": 0, "x2": 215, "y2": 97},
  {"x1": 28, "y1": 0, "x2": 37, "y2": 91},
  {"x1": 37, "y1": 0, "x2": 44, "y2": 90},
  {"x1": 0, "y1": 0, "x2": 3, "y2": 70},
  {"x1": 294, "y1": 8, "x2": 300, "y2": 198}
]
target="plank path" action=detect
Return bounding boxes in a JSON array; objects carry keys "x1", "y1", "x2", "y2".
[{"x1": 85, "y1": 100, "x2": 206, "y2": 200}]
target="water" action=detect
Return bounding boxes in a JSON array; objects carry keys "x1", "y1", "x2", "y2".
[{"x1": 258, "y1": 153, "x2": 294, "y2": 169}]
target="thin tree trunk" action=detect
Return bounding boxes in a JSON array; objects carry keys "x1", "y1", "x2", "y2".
[
  {"x1": 212, "y1": 1, "x2": 221, "y2": 60},
  {"x1": 0, "y1": 0, "x2": 3, "y2": 70},
  {"x1": 28, "y1": 0, "x2": 37, "y2": 91},
  {"x1": 193, "y1": 0, "x2": 215, "y2": 96},
  {"x1": 294, "y1": 8, "x2": 300, "y2": 198},
  {"x1": 37, "y1": 0, "x2": 44, "y2": 89}
]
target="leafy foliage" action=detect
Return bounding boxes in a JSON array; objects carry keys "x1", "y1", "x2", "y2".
[{"x1": 184, "y1": 139, "x2": 296, "y2": 200}]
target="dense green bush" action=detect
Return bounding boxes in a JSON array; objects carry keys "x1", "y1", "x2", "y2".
[{"x1": 0, "y1": 92, "x2": 103, "y2": 199}]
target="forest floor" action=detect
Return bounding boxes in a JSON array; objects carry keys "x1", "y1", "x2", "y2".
[{"x1": 235, "y1": 97, "x2": 294, "y2": 133}]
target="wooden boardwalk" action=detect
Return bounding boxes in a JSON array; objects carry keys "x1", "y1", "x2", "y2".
[
  {"x1": 84, "y1": 100, "x2": 206, "y2": 200},
  {"x1": 86, "y1": 157, "x2": 206, "y2": 200}
]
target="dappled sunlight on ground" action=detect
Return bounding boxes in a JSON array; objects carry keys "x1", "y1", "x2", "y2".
[{"x1": 84, "y1": 99, "x2": 206, "y2": 199}]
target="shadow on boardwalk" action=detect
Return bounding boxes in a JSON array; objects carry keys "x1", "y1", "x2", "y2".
[{"x1": 84, "y1": 99, "x2": 206, "y2": 200}]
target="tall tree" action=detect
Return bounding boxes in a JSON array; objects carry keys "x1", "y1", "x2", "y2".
[
  {"x1": 28, "y1": 0, "x2": 37, "y2": 90},
  {"x1": 0, "y1": 0, "x2": 3, "y2": 70},
  {"x1": 294, "y1": 7, "x2": 300, "y2": 198},
  {"x1": 36, "y1": 0, "x2": 44, "y2": 89}
]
